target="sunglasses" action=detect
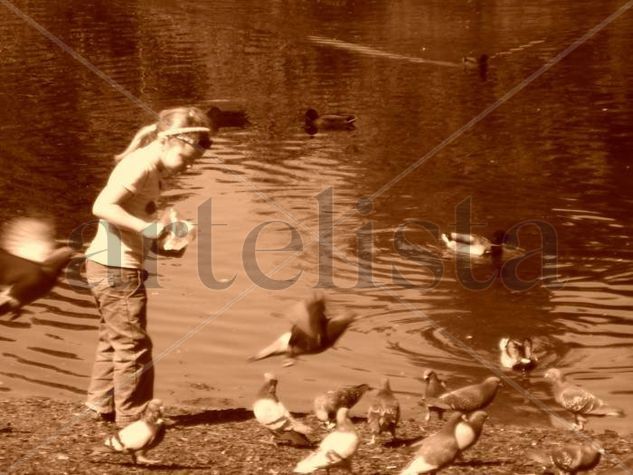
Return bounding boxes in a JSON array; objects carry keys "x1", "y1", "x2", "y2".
[{"x1": 172, "y1": 134, "x2": 213, "y2": 151}]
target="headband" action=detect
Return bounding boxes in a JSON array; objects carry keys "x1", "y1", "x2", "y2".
[{"x1": 158, "y1": 126, "x2": 211, "y2": 138}]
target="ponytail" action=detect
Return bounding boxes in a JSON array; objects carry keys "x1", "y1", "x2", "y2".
[{"x1": 114, "y1": 123, "x2": 158, "y2": 162}]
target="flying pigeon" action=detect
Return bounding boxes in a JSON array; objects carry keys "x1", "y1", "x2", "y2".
[
  {"x1": 0, "y1": 217, "x2": 74, "y2": 318},
  {"x1": 544, "y1": 368, "x2": 624, "y2": 430},
  {"x1": 420, "y1": 369, "x2": 448, "y2": 422},
  {"x1": 499, "y1": 337, "x2": 537, "y2": 373},
  {"x1": 528, "y1": 443, "x2": 603, "y2": 474},
  {"x1": 101, "y1": 399, "x2": 166, "y2": 465},
  {"x1": 367, "y1": 378, "x2": 400, "y2": 445},
  {"x1": 425, "y1": 376, "x2": 502, "y2": 420},
  {"x1": 399, "y1": 412, "x2": 463, "y2": 474},
  {"x1": 252, "y1": 373, "x2": 312, "y2": 447},
  {"x1": 249, "y1": 294, "x2": 356, "y2": 366},
  {"x1": 314, "y1": 383, "x2": 371, "y2": 428},
  {"x1": 294, "y1": 407, "x2": 359, "y2": 474}
]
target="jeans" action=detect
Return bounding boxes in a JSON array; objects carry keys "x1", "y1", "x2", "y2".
[{"x1": 85, "y1": 259, "x2": 154, "y2": 426}]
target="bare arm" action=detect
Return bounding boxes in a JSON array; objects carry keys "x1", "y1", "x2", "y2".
[{"x1": 93, "y1": 184, "x2": 164, "y2": 239}]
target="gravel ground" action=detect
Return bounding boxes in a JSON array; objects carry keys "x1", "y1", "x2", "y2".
[{"x1": 0, "y1": 397, "x2": 631, "y2": 474}]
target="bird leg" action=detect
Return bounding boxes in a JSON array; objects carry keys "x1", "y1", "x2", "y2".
[
  {"x1": 367, "y1": 434, "x2": 377, "y2": 445},
  {"x1": 573, "y1": 415, "x2": 586, "y2": 431},
  {"x1": 282, "y1": 357, "x2": 295, "y2": 367},
  {"x1": 135, "y1": 450, "x2": 160, "y2": 465}
]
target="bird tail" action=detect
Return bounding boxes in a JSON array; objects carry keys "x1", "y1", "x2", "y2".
[
  {"x1": 294, "y1": 452, "x2": 328, "y2": 473},
  {"x1": 248, "y1": 333, "x2": 291, "y2": 361},
  {"x1": 594, "y1": 406, "x2": 625, "y2": 417},
  {"x1": 424, "y1": 397, "x2": 451, "y2": 411},
  {"x1": 527, "y1": 449, "x2": 552, "y2": 467}
]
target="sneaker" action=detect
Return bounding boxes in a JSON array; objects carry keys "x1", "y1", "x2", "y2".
[{"x1": 86, "y1": 407, "x2": 115, "y2": 424}]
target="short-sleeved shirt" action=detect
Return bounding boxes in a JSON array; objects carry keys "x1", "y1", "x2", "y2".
[{"x1": 85, "y1": 150, "x2": 161, "y2": 269}]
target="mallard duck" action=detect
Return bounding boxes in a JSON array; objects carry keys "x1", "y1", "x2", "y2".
[
  {"x1": 0, "y1": 218, "x2": 74, "y2": 318},
  {"x1": 544, "y1": 368, "x2": 624, "y2": 430},
  {"x1": 252, "y1": 373, "x2": 312, "y2": 447},
  {"x1": 206, "y1": 106, "x2": 250, "y2": 130},
  {"x1": 440, "y1": 230, "x2": 505, "y2": 257},
  {"x1": 498, "y1": 337, "x2": 537, "y2": 373},
  {"x1": 249, "y1": 293, "x2": 356, "y2": 366},
  {"x1": 304, "y1": 108, "x2": 357, "y2": 132}
]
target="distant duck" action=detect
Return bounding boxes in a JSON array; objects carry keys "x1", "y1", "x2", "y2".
[
  {"x1": 0, "y1": 217, "x2": 74, "y2": 318},
  {"x1": 420, "y1": 369, "x2": 448, "y2": 422},
  {"x1": 440, "y1": 230, "x2": 506, "y2": 257},
  {"x1": 528, "y1": 443, "x2": 604, "y2": 474},
  {"x1": 206, "y1": 106, "x2": 250, "y2": 130},
  {"x1": 366, "y1": 378, "x2": 400, "y2": 445},
  {"x1": 249, "y1": 293, "x2": 356, "y2": 366},
  {"x1": 462, "y1": 54, "x2": 489, "y2": 69},
  {"x1": 314, "y1": 383, "x2": 371, "y2": 428},
  {"x1": 499, "y1": 337, "x2": 537, "y2": 373},
  {"x1": 544, "y1": 368, "x2": 624, "y2": 431},
  {"x1": 304, "y1": 108, "x2": 357, "y2": 133},
  {"x1": 101, "y1": 399, "x2": 166, "y2": 465},
  {"x1": 294, "y1": 407, "x2": 359, "y2": 474},
  {"x1": 252, "y1": 373, "x2": 312, "y2": 447}
]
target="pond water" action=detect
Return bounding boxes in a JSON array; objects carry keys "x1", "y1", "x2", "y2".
[{"x1": 1, "y1": 0, "x2": 632, "y2": 435}]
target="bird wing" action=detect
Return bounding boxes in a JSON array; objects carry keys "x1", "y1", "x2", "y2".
[
  {"x1": 551, "y1": 445, "x2": 580, "y2": 472},
  {"x1": 116, "y1": 420, "x2": 154, "y2": 451},
  {"x1": 294, "y1": 432, "x2": 358, "y2": 473},
  {"x1": 417, "y1": 431, "x2": 459, "y2": 468},
  {"x1": 337, "y1": 385, "x2": 369, "y2": 409},
  {"x1": 558, "y1": 385, "x2": 606, "y2": 414},
  {"x1": 144, "y1": 422, "x2": 165, "y2": 451},
  {"x1": 325, "y1": 313, "x2": 355, "y2": 346},
  {"x1": 440, "y1": 384, "x2": 482, "y2": 411},
  {"x1": 291, "y1": 296, "x2": 326, "y2": 339},
  {"x1": 253, "y1": 399, "x2": 290, "y2": 431}
]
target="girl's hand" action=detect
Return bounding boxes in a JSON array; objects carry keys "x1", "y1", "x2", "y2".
[{"x1": 141, "y1": 221, "x2": 168, "y2": 240}]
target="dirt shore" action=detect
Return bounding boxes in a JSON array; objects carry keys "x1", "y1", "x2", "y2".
[{"x1": 0, "y1": 397, "x2": 631, "y2": 474}]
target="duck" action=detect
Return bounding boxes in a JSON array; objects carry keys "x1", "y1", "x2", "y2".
[
  {"x1": 249, "y1": 293, "x2": 356, "y2": 366},
  {"x1": 304, "y1": 108, "x2": 357, "y2": 133},
  {"x1": 101, "y1": 399, "x2": 166, "y2": 465},
  {"x1": 462, "y1": 54, "x2": 489, "y2": 77},
  {"x1": 252, "y1": 373, "x2": 312, "y2": 447},
  {"x1": 440, "y1": 229, "x2": 506, "y2": 257},
  {"x1": 544, "y1": 368, "x2": 624, "y2": 430},
  {"x1": 294, "y1": 407, "x2": 359, "y2": 474},
  {"x1": 0, "y1": 217, "x2": 74, "y2": 318},
  {"x1": 498, "y1": 337, "x2": 537, "y2": 373},
  {"x1": 314, "y1": 383, "x2": 371, "y2": 429},
  {"x1": 205, "y1": 106, "x2": 250, "y2": 130},
  {"x1": 366, "y1": 378, "x2": 400, "y2": 445}
]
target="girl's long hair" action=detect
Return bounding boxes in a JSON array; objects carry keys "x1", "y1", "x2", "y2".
[{"x1": 114, "y1": 107, "x2": 211, "y2": 162}]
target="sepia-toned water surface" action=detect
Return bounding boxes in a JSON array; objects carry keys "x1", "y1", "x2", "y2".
[{"x1": 1, "y1": 0, "x2": 632, "y2": 435}]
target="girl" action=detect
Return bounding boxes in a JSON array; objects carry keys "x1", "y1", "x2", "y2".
[{"x1": 84, "y1": 106, "x2": 211, "y2": 426}]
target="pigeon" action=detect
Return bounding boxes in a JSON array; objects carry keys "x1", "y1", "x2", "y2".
[
  {"x1": 420, "y1": 369, "x2": 448, "y2": 422},
  {"x1": 528, "y1": 443, "x2": 603, "y2": 474},
  {"x1": 252, "y1": 373, "x2": 312, "y2": 447},
  {"x1": 367, "y1": 378, "x2": 400, "y2": 445},
  {"x1": 206, "y1": 106, "x2": 250, "y2": 131},
  {"x1": 399, "y1": 412, "x2": 463, "y2": 474},
  {"x1": 101, "y1": 399, "x2": 166, "y2": 465},
  {"x1": 544, "y1": 368, "x2": 624, "y2": 430},
  {"x1": 249, "y1": 294, "x2": 356, "y2": 366},
  {"x1": 499, "y1": 337, "x2": 537, "y2": 373},
  {"x1": 440, "y1": 230, "x2": 505, "y2": 257},
  {"x1": 294, "y1": 407, "x2": 359, "y2": 474},
  {"x1": 454, "y1": 411, "x2": 488, "y2": 452},
  {"x1": 425, "y1": 376, "x2": 502, "y2": 420},
  {"x1": 0, "y1": 217, "x2": 74, "y2": 318},
  {"x1": 304, "y1": 108, "x2": 356, "y2": 135},
  {"x1": 314, "y1": 384, "x2": 371, "y2": 428}
]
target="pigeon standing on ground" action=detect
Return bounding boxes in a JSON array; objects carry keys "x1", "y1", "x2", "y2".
[
  {"x1": 314, "y1": 383, "x2": 371, "y2": 429},
  {"x1": 425, "y1": 376, "x2": 502, "y2": 420},
  {"x1": 544, "y1": 368, "x2": 624, "y2": 430},
  {"x1": 0, "y1": 217, "x2": 74, "y2": 318},
  {"x1": 100, "y1": 399, "x2": 166, "y2": 465},
  {"x1": 252, "y1": 373, "x2": 312, "y2": 447},
  {"x1": 499, "y1": 337, "x2": 537, "y2": 373},
  {"x1": 367, "y1": 378, "x2": 400, "y2": 444},
  {"x1": 294, "y1": 407, "x2": 360, "y2": 474},
  {"x1": 454, "y1": 411, "x2": 488, "y2": 453},
  {"x1": 528, "y1": 443, "x2": 604, "y2": 474},
  {"x1": 249, "y1": 294, "x2": 356, "y2": 366},
  {"x1": 420, "y1": 370, "x2": 448, "y2": 422},
  {"x1": 399, "y1": 412, "x2": 463, "y2": 475}
]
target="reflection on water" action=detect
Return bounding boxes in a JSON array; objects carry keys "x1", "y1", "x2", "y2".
[{"x1": 1, "y1": 0, "x2": 632, "y2": 435}]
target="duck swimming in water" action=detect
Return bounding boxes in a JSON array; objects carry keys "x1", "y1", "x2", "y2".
[
  {"x1": 0, "y1": 217, "x2": 74, "y2": 318},
  {"x1": 498, "y1": 337, "x2": 537, "y2": 373},
  {"x1": 440, "y1": 230, "x2": 506, "y2": 257},
  {"x1": 304, "y1": 108, "x2": 357, "y2": 134}
]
